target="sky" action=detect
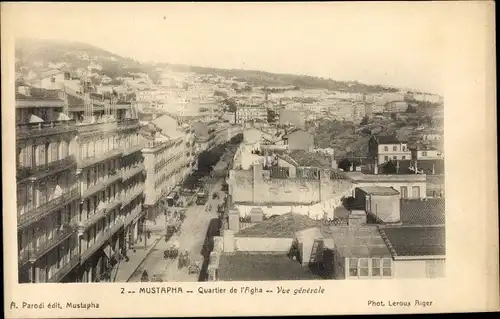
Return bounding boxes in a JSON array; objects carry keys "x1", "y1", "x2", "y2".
[{"x1": 5, "y1": 2, "x2": 453, "y2": 94}]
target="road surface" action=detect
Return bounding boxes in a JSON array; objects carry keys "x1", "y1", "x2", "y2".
[{"x1": 128, "y1": 180, "x2": 224, "y2": 282}]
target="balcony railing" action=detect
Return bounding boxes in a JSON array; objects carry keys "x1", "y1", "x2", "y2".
[
  {"x1": 121, "y1": 186, "x2": 144, "y2": 208},
  {"x1": 47, "y1": 254, "x2": 80, "y2": 283},
  {"x1": 77, "y1": 148, "x2": 123, "y2": 169},
  {"x1": 26, "y1": 224, "x2": 75, "y2": 266},
  {"x1": 80, "y1": 218, "x2": 124, "y2": 263},
  {"x1": 77, "y1": 196, "x2": 122, "y2": 233},
  {"x1": 76, "y1": 121, "x2": 119, "y2": 134},
  {"x1": 123, "y1": 209, "x2": 145, "y2": 227},
  {"x1": 18, "y1": 187, "x2": 80, "y2": 229},
  {"x1": 123, "y1": 143, "x2": 144, "y2": 157},
  {"x1": 17, "y1": 120, "x2": 77, "y2": 139},
  {"x1": 118, "y1": 119, "x2": 140, "y2": 130},
  {"x1": 122, "y1": 164, "x2": 145, "y2": 181},
  {"x1": 81, "y1": 171, "x2": 122, "y2": 200},
  {"x1": 17, "y1": 156, "x2": 77, "y2": 181}
]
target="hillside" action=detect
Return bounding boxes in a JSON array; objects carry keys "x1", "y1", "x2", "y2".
[
  {"x1": 15, "y1": 38, "x2": 401, "y2": 93},
  {"x1": 160, "y1": 63, "x2": 399, "y2": 94},
  {"x1": 15, "y1": 38, "x2": 160, "y2": 81}
]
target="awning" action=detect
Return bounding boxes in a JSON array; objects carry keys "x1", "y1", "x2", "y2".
[
  {"x1": 29, "y1": 114, "x2": 44, "y2": 123},
  {"x1": 103, "y1": 245, "x2": 112, "y2": 259},
  {"x1": 56, "y1": 112, "x2": 71, "y2": 121}
]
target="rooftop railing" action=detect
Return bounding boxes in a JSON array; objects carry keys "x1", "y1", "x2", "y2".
[{"x1": 17, "y1": 120, "x2": 77, "y2": 139}]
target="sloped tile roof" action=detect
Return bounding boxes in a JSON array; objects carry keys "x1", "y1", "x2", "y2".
[
  {"x1": 400, "y1": 199, "x2": 445, "y2": 226},
  {"x1": 375, "y1": 135, "x2": 404, "y2": 144},
  {"x1": 236, "y1": 212, "x2": 325, "y2": 238},
  {"x1": 288, "y1": 150, "x2": 332, "y2": 168},
  {"x1": 379, "y1": 226, "x2": 446, "y2": 257},
  {"x1": 218, "y1": 252, "x2": 323, "y2": 281}
]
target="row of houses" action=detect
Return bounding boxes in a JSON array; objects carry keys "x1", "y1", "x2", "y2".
[{"x1": 205, "y1": 124, "x2": 445, "y2": 281}]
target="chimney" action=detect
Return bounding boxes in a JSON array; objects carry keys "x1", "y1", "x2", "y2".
[
  {"x1": 331, "y1": 156, "x2": 338, "y2": 169},
  {"x1": 295, "y1": 228, "x2": 323, "y2": 266},
  {"x1": 222, "y1": 229, "x2": 235, "y2": 253},
  {"x1": 228, "y1": 209, "x2": 240, "y2": 232},
  {"x1": 250, "y1": 208, "x2": 264, "y2": 223},
  {"x1": 252, "y1": 163, "x2": 263, "y2": 183},
  {"x1": 349, "y1": 210, "x2": 367, "y2": 226}
]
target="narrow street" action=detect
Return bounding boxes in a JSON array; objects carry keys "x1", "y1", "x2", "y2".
[{"x1": 128, "y1": 179, "x2": 224, "y2": 282}]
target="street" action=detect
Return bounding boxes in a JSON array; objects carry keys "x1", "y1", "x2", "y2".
[{"x1": 128, "y1": 179, "x2": 224, "y2": 282}]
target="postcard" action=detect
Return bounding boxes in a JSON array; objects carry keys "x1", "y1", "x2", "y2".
[{"x1": 2, "y1": 2, "x2": 498, "y2": 318}]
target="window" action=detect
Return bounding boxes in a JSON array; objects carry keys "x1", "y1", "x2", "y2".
[
  {"x1": 393, "y1": 156, "x2": 397, "y2": 160},
  {"x1": 392, "y1": 146, "x2": 397, "y2": 151},
  {"x1": 359, "y1": 258, "x2": 369, "y2": 276},
  {"x1": 400, "y1": 186, "x2": 408, "y2": 199},
  {"x1": 382, "y1": 258, "x2": 392, "y2": 276},
  {"x1": 402, "y1": 156, "x2": 406, "y2": 160},
  {"x1": 383, "y1": 146, "x2": 388, "y2": 152},
  {"x1": 422, "y1": 151, "x2": 427, "y2": 157},
  {"x1": 372, "y1": 258, "x2": 381, "y2": 276},
  {"x1": 412, "y1": 186, "x2": 421, "y2": 198},
  {"x1": 402, "y1": 146, "x2": 406, "y2": 151},
  {"x1": 384, "y1": 156, "x2": 389, "y2": 162},
  {"x1": 349, "y1": 258, "x2": 358, "y2": 277},
  {"x1": 349, "y1": 258, "x2": 393, "y2": 278}
]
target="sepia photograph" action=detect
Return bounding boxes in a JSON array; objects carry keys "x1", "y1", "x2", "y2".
[{"x1": 2, "y1": 1, "x2": 498, "y2": 317}]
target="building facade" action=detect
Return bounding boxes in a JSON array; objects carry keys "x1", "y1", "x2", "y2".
[
  {"x1": 369, "y1": 135, "x2": 412, "y2": 164},
  {"x1": 16, "y1": 78, "x2": 147, "y2": 283},
  {"x1": 142, "y1": 117, "x2": 196, "y2": 221},
  {"x1": 16, "y1": 88, "x2": 81, "y2": 283}
]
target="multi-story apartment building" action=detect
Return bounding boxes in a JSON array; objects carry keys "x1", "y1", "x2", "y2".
[
  {"x1": 16, "y1": 87, "x2": 81, "y2": 283},
  {"x1": 65, "y1": 81, "x2": 145, "y2": 283},
  {"x1": 368, "y1": 135, "x2": 412, "y2": 164},
  {"x1": 16, "y1": 75, "x2": 146, "y2": 283},
  {"x1": 141, "y1": 115, "x2": 196, "y2": 221},
  {"x1": 235, "y1": 105, "x2": 268, "y2": 125}
]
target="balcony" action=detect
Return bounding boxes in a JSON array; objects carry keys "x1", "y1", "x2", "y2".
[
  {"x1": 123, "y1": 209, "x2": 145, "y2": 227},
  {"x1": 122, "y1": 164, "x2": 145, "y2": 181},
  {"x1": 18, "y1": 187, "x2": 80, "y2": 230},
  {"x1": 77, "y1": 148, "x2": 123, "y2": 169},
  {"x1": 123, "y1": 143, "x2": 144, "y2": 157},
  {"x1": 80, "y1": 218, "x2": 124, "y2": 263},
  {"x1": 26, "y1": 224, "x2": 75, "y2": 266},
  {"x1": 17, "y1": 120, "x2": 77, "y2": 140},
  {"x1": 121, "y1": 186, "x2": 144, "y2": 208},
  {"x1": 76, "y1": 121, "x2": 119, "y2": 135},
  {"x1": 81, "y1": 171, "x2": 122, "y2": 200},
  {"x1": 77, "y1": 196, "x2": 123, "y2": 233},
  {"x1": 118, "y1": 118, "x2": 141, "y2": 130},
  {"x1": 17, "y1": 156, "x2": 77, "y2": 182},
  {"x1": 47, "y1": 254, "x2": 80, "y2": 283}
]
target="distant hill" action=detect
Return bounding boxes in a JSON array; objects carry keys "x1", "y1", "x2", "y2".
[
  {"x1": 15, "y1": 38, "x2": 160, "y2": 81},
  {"x1": 159, "y1": 63, "x2": 400, "y2": 94},
  {"x1": 15, "y1": 38, "x2": 400, "y2": 93}
]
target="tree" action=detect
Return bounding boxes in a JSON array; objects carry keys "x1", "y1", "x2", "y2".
[
  {"x1": 382, "y1": 160, "x2": 398, "y2": 174},
  {"x1": 267, "y1": 109, "x2": 277, "y2": 123},
  {"x1": 338, "y1": 158, "x2": 352, "y2": 171},
  {"x1": 406, "y1": 104, "x2": 417, "y2": 113}
]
